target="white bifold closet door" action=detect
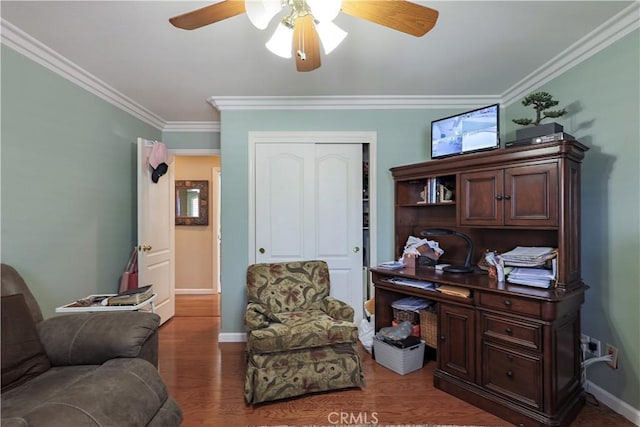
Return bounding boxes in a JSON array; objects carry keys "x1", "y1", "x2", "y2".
[{"x1": 255, "y1": 143, "x2": 363, "y2": 321}]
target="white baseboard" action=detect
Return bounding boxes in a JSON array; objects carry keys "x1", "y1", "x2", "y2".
[
  {"x1": 175, "y1": 289, "x2": 216, "y2": 295},
  {"x1": 218, "y1": 332, "x2": 247, "y2": 342},
  {"x1": 587, "y1": 380, "x2": 640, "y2": 425}
]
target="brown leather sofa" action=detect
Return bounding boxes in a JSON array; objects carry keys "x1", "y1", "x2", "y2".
[{"x1": 1, "y1": 264, "x2": 182, "y2": 426}]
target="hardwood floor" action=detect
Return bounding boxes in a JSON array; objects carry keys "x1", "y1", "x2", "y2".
[
  {"x1": 174, "y1": 293, "x2": 220, "y2": 317},
  {"x1": 158, "y1": 295, "x2": 634, "y2": 426}
]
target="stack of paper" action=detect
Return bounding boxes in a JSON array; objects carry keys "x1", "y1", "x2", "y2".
[
  {"x1": 501, "y1": 246, "x2": 557, "y2": 267},
  {"x1": 378, "y1": 261, "x2": 404, "y2": 270},
  {"x1": 391, "y1": 297, "x2": 432, "y2": 313},
  {"x1": 388, "y1": 277, "x2": 435, "y2": 290},
  {"x1": 507, "y1": 262, "x2": 556, "y2": 289}
]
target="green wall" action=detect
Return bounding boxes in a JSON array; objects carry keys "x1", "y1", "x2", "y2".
[
  {"x1": 505, "y1": 30, "x2": 639, "y2": 410},
  {"x1": 1, "y1": 46, "x2": 161, "y2": 316}
]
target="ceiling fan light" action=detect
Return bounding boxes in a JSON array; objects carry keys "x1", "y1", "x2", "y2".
[
  {"x1": 306, "y1": 0, "x2": 342, "y2": 22},
  {"x1": 266, "y1": 22, "x2": 293, "y2": 58},
  {"x1": 245, "y1": 0, "x2": 283, "y2": 30},
  {"x1": 316, "y1": 21, "x2": 347, "y2": 55}
]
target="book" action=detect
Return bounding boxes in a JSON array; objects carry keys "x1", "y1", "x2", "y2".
[
  {"x1": 107, "y1": 285, "x2": 154, "y2": 306},
  {"x1": 501, "y1": 246, "x2": 557, "y2": 267}
]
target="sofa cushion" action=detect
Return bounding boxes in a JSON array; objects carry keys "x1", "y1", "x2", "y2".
[
  {"x1": 248, "y1": 310, "x2": 358, "y2": 353},
  {"x1": 1, "y1": 359, "x2": 170, "y2": 427},
  {"x1": 1, "y1": 294, "x2": 51, "y2": 392}
]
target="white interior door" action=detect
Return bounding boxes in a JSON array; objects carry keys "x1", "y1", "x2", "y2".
[
  {"x1": 137, "y1": 138, "x2": 175, "y2": 324},
  {"x1": 255, "y1": 144, "x2": 315, "y2": 262},
  {"x1": 315, "y1": 144, "x2": 363, "y2": 321},
  {"x1": 255, "y1": 142, "x2": 363, "y2": 321}
]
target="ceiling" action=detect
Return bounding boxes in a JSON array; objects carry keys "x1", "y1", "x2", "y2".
[{"x1": 1, "y1": 1, "x2": 635, "y2": 125}]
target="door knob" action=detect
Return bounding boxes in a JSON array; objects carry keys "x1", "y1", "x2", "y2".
[
  {"x1": 259, "y1": 248, "x2": 265, "y2": 254},
  {"x1": 353, "y1": 246, "x2": 360, "y2": 253},
  {"x1": 138, "y1": 244, "x2": 152, "y2": 252}
]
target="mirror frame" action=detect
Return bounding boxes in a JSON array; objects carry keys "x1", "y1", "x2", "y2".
[{"x1": 175, "y1": 180, "x2": 209, "y2": 226}]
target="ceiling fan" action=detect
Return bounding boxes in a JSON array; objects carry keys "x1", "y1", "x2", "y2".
[{"x1": 169, "y1": 0, "x2": 439, "y2": 72}]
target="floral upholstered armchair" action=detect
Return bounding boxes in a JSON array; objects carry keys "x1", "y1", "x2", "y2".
[{"x1": 243, "y1": 260, "x2": 364, "y2": 404}]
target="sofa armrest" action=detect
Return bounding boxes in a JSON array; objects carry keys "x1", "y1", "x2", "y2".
[
  {"x1": 323, "y1": 296, "x2": 354, "y2": 322},
  {"x1": 244, "y1": 302, "x2": 274, "y2": 332},
  {"x1": 37, "y1": 312, "x2": 160, "y2": 367}
]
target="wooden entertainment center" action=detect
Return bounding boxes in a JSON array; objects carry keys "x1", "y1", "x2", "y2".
[{"x1": 372, "y1": 140, "x2": 589, "y2": 427}]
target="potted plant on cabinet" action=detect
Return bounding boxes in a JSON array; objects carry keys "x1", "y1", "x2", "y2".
[{"x1": 513, "y1": 91, "x2": 568, "y2": 140}]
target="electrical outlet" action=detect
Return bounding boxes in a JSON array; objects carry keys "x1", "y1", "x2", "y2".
[
  {"x1": 589, "y1": 338, "x2": 601, "y2": 357},
  {"x1": 605, "y1": 344, "x2": 619, "y2": 369},
  {"x1": 581, "y1": 334, "x2": 590, "y2": 346},
  {"x1": 580, "y1": 334, "x2": 590, "y2": 355}
]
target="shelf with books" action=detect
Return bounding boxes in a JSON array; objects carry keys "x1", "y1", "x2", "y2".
[{"x1": 396, "y1": 175, "x2": 456, "y2": 206}]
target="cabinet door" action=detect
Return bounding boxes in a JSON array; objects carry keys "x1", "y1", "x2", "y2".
[
  {"x1": 439, "y1": 304, "x2": 475, "y2": 382},
  {"x1": 504, "y1": 163, "x2": 558, "y2": 226},
  {"x1": 459, "y1": 170, "x2": 503, "y2": 226}
]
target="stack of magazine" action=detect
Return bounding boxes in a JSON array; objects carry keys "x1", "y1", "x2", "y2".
[
  {"x1": 501, "y1": 246, "x2": 557, "y2": 267},
  {"x1": 502, "y1": 247, "x2": 557, "y2": 288},
  {"x1": 107, "y1": 285, "x2": 154, "y2": 306}
]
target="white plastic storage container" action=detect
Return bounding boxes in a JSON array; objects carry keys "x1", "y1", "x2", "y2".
[{"x1": 373, "y1": 337, "x2": 425, "y2": 375}]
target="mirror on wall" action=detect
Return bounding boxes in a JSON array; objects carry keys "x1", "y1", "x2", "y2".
[{"x1": 175, "y1": 180, "x2": 209, "y2": 226}]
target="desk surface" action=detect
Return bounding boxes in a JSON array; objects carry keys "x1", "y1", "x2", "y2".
[
  {"x1": 370, "y1": 266, "x2": 586, "y2": 302},
  {"x1": 55, "y1": 293, "x2": 157, "y2": 313}
]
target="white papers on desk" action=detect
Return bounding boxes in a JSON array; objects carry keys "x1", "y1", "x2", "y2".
[
  {"x1": 387, "y1": 277, "x2": 435, "y2": 291},
  {"x1": 378, "y1": 261, "x2": 404, "y2": 270},
  {"x1": 501, "y1": 246, "x2": 557, "y2": 267},
  {"x1": 506, "y1": 259, "x2": 557, "y2": 288},
  {"x1": 391, "y1": 297, "x2": 433, "y2": 312}
]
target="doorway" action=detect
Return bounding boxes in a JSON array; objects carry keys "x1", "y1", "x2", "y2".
[{"x1": 171, "y1": 150, "x2": 221, "y2": 317}]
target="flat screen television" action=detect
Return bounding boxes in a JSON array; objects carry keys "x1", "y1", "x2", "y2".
[{"x1": 431, "y1": 104, "x2": 500, "y2": 159}]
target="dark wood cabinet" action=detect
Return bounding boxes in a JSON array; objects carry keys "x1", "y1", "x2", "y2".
[
  {"x1": 374, "y1": 141, "x2": 589, "y2": 427},
  {"x1": 439, "y1": 304, "x2": 475, "y2": 382},
  {"x1": 460, "y1": 162, "x2": 558, "y2": 227}
]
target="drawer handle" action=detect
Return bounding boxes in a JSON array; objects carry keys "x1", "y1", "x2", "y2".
[
  {"x1": 440, "y1": 335, "x2": 446, "y2": 341},
  {"x1": 507, "y1": 355, "x2": 514, "y2": 361},
  {"x1": 504, "y1": 300, "x2": 512, "y2": 307},
  {"x1": 506, "y1": 370, "x2": 514, "y2": 378},
  {"x1": 505, "y1": 327, "x2": 513, "y2": 335}
]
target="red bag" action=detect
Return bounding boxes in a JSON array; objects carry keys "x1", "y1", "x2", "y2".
[{"x1": 119, "y1": 247, "x2": 138, "y2": 293}]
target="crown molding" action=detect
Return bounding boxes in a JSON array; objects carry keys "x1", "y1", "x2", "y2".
[
  {"x1": 163, "y1": 121, "x2": 220, "y2": 133},
  {"x1": 0, "y1": 19, "x2": 166, "y2": 130},
  {"x1": 2, "y1": 1, "x2": 637, "y2": 130},
  {"x1": 501, "y1": 2, "x2": 640, "y2": 106},
  {"x1": 208, "y1": 95, "x2": 501, "y2": 111}
]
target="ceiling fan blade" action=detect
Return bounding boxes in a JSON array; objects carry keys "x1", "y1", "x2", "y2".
[
  {"x1": 341, "y1": 0, "x2": 439, "y2": 37},
  {"x1": 293, "y1": 15, "x2": 321, "y2": 72},
  {"x1": 169, "y1": 0, "x2": 246, "y2": 30}
]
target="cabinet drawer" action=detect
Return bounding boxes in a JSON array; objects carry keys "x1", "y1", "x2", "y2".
[
  {"x1": 482, "y1": 342, "x2": 543, "y2": 410},
  {"x1": 479, "y1": 292, "x2": 541, "y2": 317},
  {"x1": 481, "y1": 312, "x2": 542, "y2": 351}
]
